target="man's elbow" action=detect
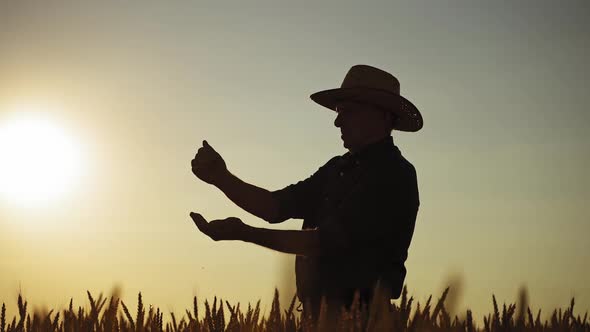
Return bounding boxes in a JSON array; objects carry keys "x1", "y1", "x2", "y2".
[
  {"x1": 262, "y1": 196, "x2": 287, "y2": 224},
  {"x1": 300, "y1": 229, "x2": 323, "y2": 257},
  {"x1": 264, "y1": 214, "x2": 287, "y2": 224}
]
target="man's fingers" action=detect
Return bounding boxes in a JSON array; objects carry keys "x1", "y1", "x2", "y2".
[
  {"x1": 192, "y1": 151, "x2": 215, "y2": 168},
  {"x1": 190, "y1": 212, "x2": 205, "y2": 222},
  {"x1": 192, "y1": 140, "x2": 221, "y2": 173},
  {"x1": 203, "y1": 140, "x2": 217, "y2": 153},
  {"x1": 191, "y1": 157, "x2": 204, "y2": 169},
  {"x1": 190, "y1": 212, "x2": 209, "y2": 231}
]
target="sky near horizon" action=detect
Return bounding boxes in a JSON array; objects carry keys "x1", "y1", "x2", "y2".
[{"x1": 1, "y1": 1, "x2": 588, "y2": 323}]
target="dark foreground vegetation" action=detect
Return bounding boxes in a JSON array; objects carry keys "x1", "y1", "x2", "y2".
[{"x1": 1, "y1": 286, "x2": 588, "y2": 331}]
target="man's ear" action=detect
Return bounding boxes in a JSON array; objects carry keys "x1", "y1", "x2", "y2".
[
  {"x1": 383, "y1": 111, "x2": 396, "y2": 131},
  {"x1": 391, "y1": 113, "x2": 399, "y2": 129}
]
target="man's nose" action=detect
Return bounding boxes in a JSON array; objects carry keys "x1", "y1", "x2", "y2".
[{"x1": 334, "y1": 112, "x2": 342, "y2": 128}]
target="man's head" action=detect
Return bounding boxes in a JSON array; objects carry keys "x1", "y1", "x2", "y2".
[
  {"x1": 311, "y1": 65, "x2": 423, "y2": 134},
  {"x1": 334, "y1": 101, "x2": 398, "y2": 152}
]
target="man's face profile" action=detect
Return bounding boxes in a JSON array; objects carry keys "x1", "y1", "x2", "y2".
[{"x1": 334, "y1": 101, "x2": 392, "y2": 151}]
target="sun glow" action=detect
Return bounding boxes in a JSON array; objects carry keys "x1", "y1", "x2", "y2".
[{"x1": 0, "y1": 110, "x2": 83, "y2": 207}]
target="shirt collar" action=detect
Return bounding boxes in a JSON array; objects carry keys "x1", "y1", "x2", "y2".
[{"x1": 342, "y1": 135, "x2": 398, "y2": 164}]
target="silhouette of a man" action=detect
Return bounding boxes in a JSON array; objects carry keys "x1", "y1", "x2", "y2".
[{"x1": 190, "y1": 64, "x2": 422, "y2": 322}]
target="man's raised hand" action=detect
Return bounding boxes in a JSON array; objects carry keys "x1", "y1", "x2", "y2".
[{"x1": 191, "y1": 140, "x2": 228, "y2": 186}]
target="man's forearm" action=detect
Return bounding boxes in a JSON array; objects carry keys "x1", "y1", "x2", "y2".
[
  {"x1": 215, "y1": 171, "x2": 280, "y2": 223},
  {"x1": 241, "y1": 225, "x2": 321, "y2": 257}
]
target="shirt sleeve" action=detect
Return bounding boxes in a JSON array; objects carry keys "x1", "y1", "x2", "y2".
[
  {"x1": 269, "y1": 156, "x2": 339, "y2": 223},
  {"x1": 318, "y1": 164, "x2": 419, "y2": 257}
]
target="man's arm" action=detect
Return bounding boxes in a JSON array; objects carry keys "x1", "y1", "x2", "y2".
[
  {"x1": 241, "y1": 225, "x2": 322, "y2": 257},
  {"x1": 215, "y1": 171, "x2": 281, "y2": 223},
  {"x1": 192, "y1": 140, "x2": 336, "y2": 224},
  {"x1": 215, "y1": 156, "x2": 336, "y2": 224}
]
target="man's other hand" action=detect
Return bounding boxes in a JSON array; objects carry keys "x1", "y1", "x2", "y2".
[
  {"x1": 191, "y1": 140, "x2": 228, "y2": 186},
  {"x1": 189, "y1": 212, "x2": 249, "y2": 241}
]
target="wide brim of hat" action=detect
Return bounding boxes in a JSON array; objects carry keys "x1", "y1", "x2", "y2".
[{"x1": 310, "y1": 87, "x2": 423, "y2": 132}]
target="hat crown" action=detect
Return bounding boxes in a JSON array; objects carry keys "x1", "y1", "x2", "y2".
[{"x1": 341, "y1": 65, "x2": 400, "y2": 94}]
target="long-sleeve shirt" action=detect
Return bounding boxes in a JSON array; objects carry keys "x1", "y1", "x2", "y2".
[{"x1": 270, "y1": 135, "x2": 420, "y2": 305}]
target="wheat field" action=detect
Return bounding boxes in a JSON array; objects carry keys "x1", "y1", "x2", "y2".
[{"x1": 1, "y1": 285, "x2": 588, "y2": 332}]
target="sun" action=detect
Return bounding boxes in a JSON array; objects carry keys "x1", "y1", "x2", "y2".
[{"x1": 0, "y1": 110, "x2": 83, "y2": 207}]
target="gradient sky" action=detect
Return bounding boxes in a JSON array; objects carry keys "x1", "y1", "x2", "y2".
[{"x1": 1, "y1": 1, "x2": 588, "y2": 323}]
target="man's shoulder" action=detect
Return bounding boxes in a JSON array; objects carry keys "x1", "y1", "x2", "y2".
[
  {"x1": 376, "y1": 146, "x2": 416, "y2": 174},
  {"x1": 319, "y1": 147, "x2": 416, "y2": 177},
  {"x1": 317, "y1": 155, "x2": 344, "y2": 170},
  {"x1": 363, "y1": 151, "x2": 417, "y2": 197}
]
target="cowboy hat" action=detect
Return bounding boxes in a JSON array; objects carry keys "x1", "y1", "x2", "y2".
[{"x1": 310, "y1": 64, "x2": 423, "y2": 132}]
